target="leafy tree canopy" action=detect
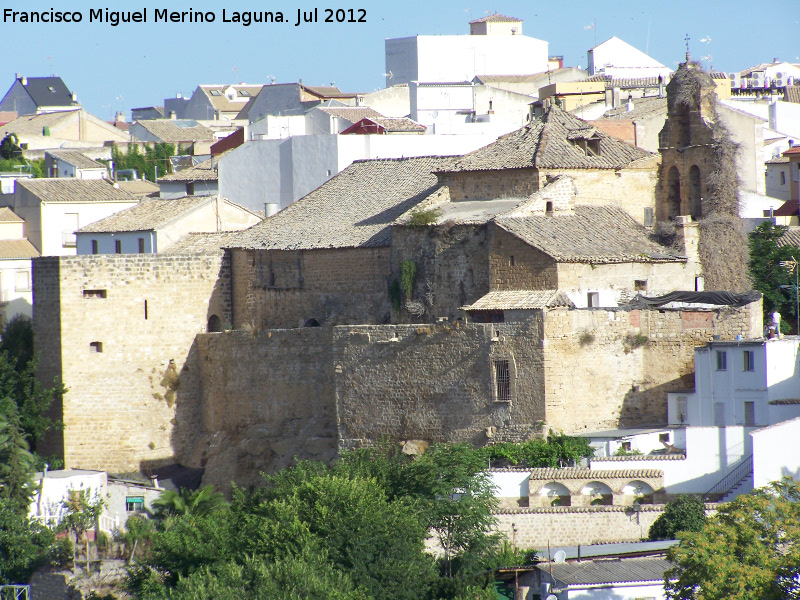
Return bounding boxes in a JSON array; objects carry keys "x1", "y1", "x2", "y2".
[
  {"x1": 748, "y1": 222, "x2": 800, "y2": 330},
  {"x1": 0, "y1": 498, "x2": 55, "y2": 584},
  {"x1": 666, "y1": 478, "x2": 800, "y2": 600},
  {"x1": 110, "y1": 143, "x2": 176, "y2": 183},
  {"x1": 648, "y1": 494, "x2": 706, "y2": 541}
]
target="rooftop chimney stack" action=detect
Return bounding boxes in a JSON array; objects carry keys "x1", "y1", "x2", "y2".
[{"x1": 21, "y1": 77, "x2": 27, "y2": 86}]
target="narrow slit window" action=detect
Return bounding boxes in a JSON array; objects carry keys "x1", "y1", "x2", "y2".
[
  {"x1": 83, "y1": 289, "x2": 107, "y2": 299},
  {"x1": 144, "y1": 299, "x2": 148, "y2": 320},
  {"x1": 115, "y1": 240, "x2": 122, "y2": 254},
  {"x1": 89, "y1": 341, "x2": 103, "y2": 353},
  {"x1": 91, "y1": 240, "x2": 98, "y2": 254},
  {"x1": 138, "y1": 238, "x2": 145, "y2": 253},
  {"x1": 743, "y1": 350, "x2": 755, "y2": 372},
  {"x1": 494, "y1": 359, "x2": 511, "y2": 402},
  {"x1": 509, "y1": 255, "x2": 515, "y2": 267}
]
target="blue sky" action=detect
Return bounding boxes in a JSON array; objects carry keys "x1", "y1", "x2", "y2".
[{"x1": 3, "y1": 0, "x2": 798, "y2": 119}]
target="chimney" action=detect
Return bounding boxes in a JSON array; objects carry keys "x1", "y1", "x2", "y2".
[
  {"x1": 71, "y1": 93, "x2": 77, "y2": 102},
  {"x1": 169, "y1": 111, "x2": 177, "y2": 119},
  {"x1": 21, "y1": 76, "x2": 27, "y2": 86},
  {"x1": 176, "y1": 93, "x2": 182, "y2": 98},
  {"x1": 774, "y1": 58, "x2": 780, "y2": 64},
  {"x1": 626, "y1": 94, "x2": 634, "y2": 112},
  {"x1": 15, "y1": 73, "x2": 20, "y2": 80},
  {"x1": 115, "y1": 111, "x2": 125, "y2": 124}
]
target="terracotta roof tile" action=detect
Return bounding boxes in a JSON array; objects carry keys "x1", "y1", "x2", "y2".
[
  {"x1": 528, "y1": 467, "x2": 663, "y2": 479},
  {"x1": 0, "y1": 239, "x2": 39, "y2": 259},
  {"x1": 463, "y1": 290, "x2": 575, "y2": 311},
  {"x1": 469, "y1": 13, "x2": 522, "y2": 23},
  {"x1": 496, "y1": 206, "x2": 685, "y2": 263},
  {"x1": 47, "y1": 150, "x2": 106, "y2": 170},
  {"x1": 439, "y1": 106, "x2": 653, "y2": 172},
  {"x1": 0, "y1": 207, "x2": 23, "y2": 223},
  {"x1": 163, "y1": 231, "x2": 245, "y2": 254},
  {"x1": 134, "y1": 120, "x2": 215, "y2": 143},
  {"x1": 227, "y1": 156, "x2": 454, "y2": 250},
  {"x1": 76, "y1": 195, "x2": 216, "y2": 233},
  {"x1": 16, "y1": 179, "x2": 138, "y2": 203}
]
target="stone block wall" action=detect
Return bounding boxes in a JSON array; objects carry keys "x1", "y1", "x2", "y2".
[
  {"x1": 33, "y1": 253, "x2": 229, "y2": 472},
  {"x1": 495, "y1": 505, "x2": 666, "y2": 549},
  {"x1": 230, "y1": 247, "x2": 392, "y2": 329},
  {"x1": 443, "y1": 169, "x2": 540, "y2": 201},
  {"x1": 556, "y1": 260, "x2": 697, "y2": 294},
  {"x1": 391, "y1": 224, "x2": 491, "y2": 322},
  {"x1": 333, "y1": 320, "x2": 546, "y2": 449},
  {"x1": 542, "y1": 301, "x2": 762, "y2": 433},
  {"x1": 539, "y1": 160, "x2": 659, "y2": 225},
  {"x1": 194, "y1": 328, "x2": 337, "y2": 490},
  {"x1": 489, "y1": 227, "x2": 559, "y2": 291}
]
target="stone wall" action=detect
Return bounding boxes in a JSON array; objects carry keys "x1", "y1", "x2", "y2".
[
  {"x1": 494, "y1": 503, "x2": 719, "y2": 549},
  {"x1": 230, "y1": 247, "x2": 392, "y2": 329},
  {"x1": 390, "y1": 224, "x2": 491, "y2": 322},
  {"x1": 443, "y1": 169, "x2": 540, "y2": 201},
  {"x1": 495, "y1": 505, "x2": 665, "y2": 549},
  {"x1": 539, "y1": 160, "x2": 659, "y2": 225},
  {"x1": 194, "y1": 328, "x2": 337, "y2": 491},
  {"x1": 333, "y1": 320, "x2": 546, "y2": 449},
  {"x1": 33, "y1": 253, "x2": 229, "y2": 472},
  {"x1": 489, "y1": 227, "x2": 559, "y2": 291},
  {"x1": 542, "y1": 301, "x2": 762, "y2": 432}
]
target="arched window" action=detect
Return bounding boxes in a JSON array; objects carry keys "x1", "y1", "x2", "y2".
[
  {"x1": 539, "y1": 482, "x2": 571, "y2": 507},
  {"x1": 667, "y1": 166, "x2": 682, "y2": 217},
  {"x1": 303, "y1": 318, "x2": 321, "y2": 327},
  {"x1": 623, "y1": 480, "x2": 654, "y2": 505},
  {"x1": 207, "y1": 314, "x2": 222, "y2": 333},
  {"x1": 688, "y1": 165, "x2": 702, "y2": 218},
  {"x1": 581, "y1": 481, "x2": 613, "y2": 506}
]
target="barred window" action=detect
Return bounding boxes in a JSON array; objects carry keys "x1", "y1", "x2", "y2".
[{"x1": 494, "y1": 359, "x2": 511, "y2": 402}]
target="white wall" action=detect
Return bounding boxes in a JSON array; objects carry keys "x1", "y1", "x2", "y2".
[
  {"x1": 38, "y1": 202, "x2": 138, "y2": 256},
  {"x1": 29, "y1": 470, "x2": 107, "y2": 524},
  {"x1": 751, "y1": 417, "x2": 800, "y2": 488},
  {"x1": 766, "y1": 162, "x2": 792, "y2": 201},
  {"x1": 488, "y1": 470, "x2": 530, "y2": 500},
  {"x1": 587, "y1": 37, "x2": 672, "y2": 80},
  {"x1": 106, "y1": 481, "x2": 162, "y2": 529},
  {"x1": 591, "y1": 427, "x2": 752, "y2": 495},
  {"x1": 218, "y1": 132, "x2": 497, "y2": 212},
  {"x1": 386, "y1": 34, "x2": 549, "y2": 87},
  {"x1": 0, "y1": 258, "x2": 33, "y2": 321},
  {"x1": 560, "y1": 582, "x2": 666, "y2": 600},
  {"x1": 76, "y1": 231, "x2": 155, "y2": 255}
]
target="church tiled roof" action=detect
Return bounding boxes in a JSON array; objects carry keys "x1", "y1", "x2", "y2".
[
  {"x1": 438, "y1": 106, "x2": 653, "y2": 172},
  {"x1": 227, "y1": 155, "x2": 453, "y2": 250},
  {"x1": 496, "y1": 206, "x2": 685, "y2": 263}
]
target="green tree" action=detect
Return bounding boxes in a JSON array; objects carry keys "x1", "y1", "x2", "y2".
[
  {"x1": 0, "y1": 413, "x2": 38, "y2": 512},
  {"x1": 0, "y1": 134, "x2": 21, "y2": 160},
  {"x1": 0, "y1": 498, "x2": 55, "y2": 584},
  {"x1": 1, "y1": 315, "x2": 33, "y2": 369},
  {"x1": 666, "y1": 478, "x2": 800, "y2": 600},
  {"x1": 111, "y1": 143, "x2": 175, "y2": 182},
  {"x1": 57, "y1": 487, "x2": 105, "y2": 562},
  {"x1": 748, "y1": 222, "x2": 800, "y2": 330},
  {"x1": 648, "y1": 494, "x2": 706, "y2": 541}
]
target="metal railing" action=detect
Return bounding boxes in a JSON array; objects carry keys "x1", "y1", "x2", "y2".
[{"x1": 704, "y1": 454, "x2": 753, "y2": 501}]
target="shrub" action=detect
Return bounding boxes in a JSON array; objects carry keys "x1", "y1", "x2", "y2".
[{"x1": 406, "y1": 207, "x2": 441, "y2": 227}]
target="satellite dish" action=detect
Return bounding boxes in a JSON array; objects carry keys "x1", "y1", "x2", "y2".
[
  {"x1": 547, "y1": 595, "x2": 558, "y2": 600},
  {"x1": 553, "y1": 550, "x2": 567, "y2": 563}
]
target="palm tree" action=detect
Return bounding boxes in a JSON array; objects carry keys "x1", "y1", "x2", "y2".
[{"x1": 150, "y1": 485, "x2": 226, "y2": 520}]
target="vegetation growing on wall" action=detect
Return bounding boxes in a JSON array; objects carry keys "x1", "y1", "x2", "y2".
[
  {"x1": 406, "y1": 207, "x2": 442, "y2": 227},
  {"x1": 400, "y1": 260, "x2": 417, "y2": 300},
  {"x1": 479, "y1": 432, "x2": 595, "y2": 468},
  {"x1": 110, "y1": 143, "x2": 176, "y2": 182},
  {"x1": 748, "y1": 222, "x2": 800, "y2": 330}
]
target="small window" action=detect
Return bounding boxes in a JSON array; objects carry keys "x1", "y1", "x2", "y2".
[
  {"x1": 115, "y1": 240, "x2": 122, "y2": 254},
  {"x1": 83, "y1": 289, "x2": 107, "y2": 299},
  {"x1": 643, "y1": 207, "x2": 654, "y2": 227},
  {"x1": 677, "y1": 396, "x2": 688, "y2": 422},
  {"x1": 587, "y1": 292, "x2": 600, "y2": 307},
  {"x1": 621, "y1": 441, "x2": 632, "y2": 452},
  {"x1": 238, "y1": 90, "x2": 251, "y2": 97},
  {"x1": 91, "y1": 240, "x2": 98, "y2": 254},
  {"x1": 14, "y1": 271, "x2": 30, "y2": 292},
  {"x1": 743, "y1": 350, "x2": 755, "y2": 372},
  {"x1": 716, "y1": 350, "x2": 727, "y2": 371},
  {"x1": 209, "y1": 90, "x2": 221, "y2": 96},
  {"x1": 89, "y1": 341, "x2": 103, "y2": 353},
  {"x1": 695, "y1": 276, "x2": 704, "y2": 291},
  {"x1": 509, "y1": 255, "x2": 515, "y2": 267},
  {"x1": 326, "y1": 169, "x2": 332, "y2": 176},
  {"x1": 494, "y1": 359, "x2": 511, "y2": 402},
  {"x1": 634, "y1": 280, "x2": 647, "y2": 291},
  {"x1": 781, "y1": 171, "x2": 786, "y2": 185},
  {"x1": 126, "y1": 496, "x2": 144, "y2": 512},
  {"x1": 659, "y1": 433, "x2": 670, "y2": 443},
  {"x1": 138, "y1": 238, "x2": 145, "y2": 254},
  {"x1": 545, "y1": 201, "x2": 554, "y2": 214}
]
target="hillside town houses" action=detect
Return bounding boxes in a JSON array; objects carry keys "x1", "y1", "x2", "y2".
[{"x1": 2, "y1": 12, "x2": 800, "y2": 599}]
